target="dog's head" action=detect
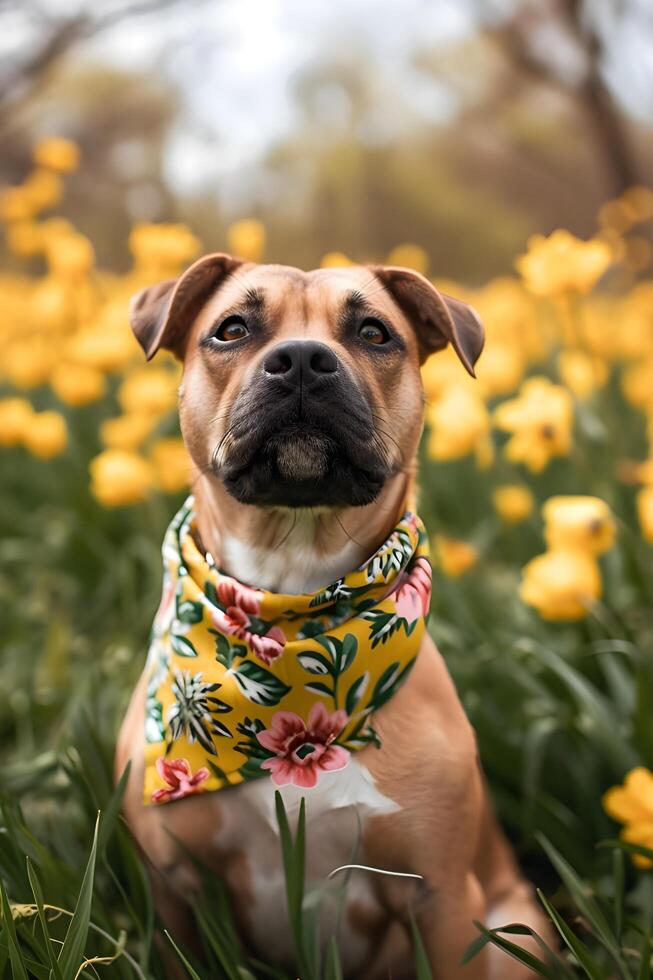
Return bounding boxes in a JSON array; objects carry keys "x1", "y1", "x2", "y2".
[{"x1": 129, "y1": 254, "x2": 484, "y2": 508}]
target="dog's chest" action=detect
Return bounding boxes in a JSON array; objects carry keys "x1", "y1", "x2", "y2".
[{"x1": 211, "y1": 759, "x2": 399, "y2": 969}]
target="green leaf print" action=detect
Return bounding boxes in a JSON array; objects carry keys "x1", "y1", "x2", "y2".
[
  {"x1": 345, "y1": 672, "x2": 369, "y2": 715},
  {"x1": 370, "y1": 659, "x2": 416, "y2": 710},
  {"x1": 233, "y1": 661, "x2": 291, "y2": 706},
  {"x1": 304, "y1": 681, "x2": 335, "y2": 698},
  {"x1": 170, "y1": 633, "x2": 198, "y2": 658},
  {"x1": 296, "y1": 651, "x2": 334, "y2": 675},
  {"x1": 339, "y1": 634, "x2": 358, "y2": 673},
  {"x1": 176, "y1": 600, "x2": 204, "y2": 625}
]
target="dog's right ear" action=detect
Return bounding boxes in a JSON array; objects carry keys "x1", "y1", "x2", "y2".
[{"x1": 129, "y1": 252, "x2": 244, "y2": 360}]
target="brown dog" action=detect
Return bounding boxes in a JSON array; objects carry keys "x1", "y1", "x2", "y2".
[{"x1": 116, "y1": 254, "x2": 551, "y2": 978}]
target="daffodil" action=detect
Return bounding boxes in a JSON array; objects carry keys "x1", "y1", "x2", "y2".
[
  {"x1": 426, "y1": 384, "x2": 492, "y2": 466},
  {"x1": 516, "y1": 229, "x2": 612, "y2": 296},
  {"x1": 494, "y1": 377, "x2": 573, "y2": 473},
  {"x1": 0, "y1": 398, "x2": 34, "y2": 447},
  {"x1": 117, "y1": 368, "x2": 178, "y2": 417},
  {"x1": 542, "y1": 496, "x2": 616, "y2": 556},
  {"x1": 24, "y1": 411, "x2": 68, "y2": 459},
  {"x1": 603, "y1": 768, "x2": 653, "y2": 869},
  {"x1": 151, "y1": 437, "x2": 192, "y2": 493},
  {"x1": 90, "y1": 450, "x2": 153, "y2": 507},
  {"x1": 557, "y1": 350, "x2": 607, "y2": 399},
  {"x1": 492, "y1": 485, "x2": 534, "y2": 524},
  {"x1": 51, "y1": 363, "x2": 106, "y2": 407},
  {"x1": 227, "y1": 218, "x2": 266, "y2": 262},
  {"x1": 33, "y1": 137, "x2": 80, "y2": 173},
  {"x1": 129, "y1": 223, "x2": 201, "y2": 276},
  {"x1": 386, "y1": 244, "x2": 429, "y2": 275},
  {"x1": 637, "y1": 487, "x2": 653, "y2": 544},
  {"x1": 434, "y1": 536, "x2": 478, "y2": 577},
  {"x1": 520, "y1": 549, "x2": 601, "y2": 621},
  {"x1": 100, "y1": 414, "x2": 157, "y2": 452}
]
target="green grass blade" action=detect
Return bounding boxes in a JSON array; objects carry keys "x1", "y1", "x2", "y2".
[
  {"x1": 0, "y1": 877, "x2": 29, "y2": 980},
  {"x1": 409, "y1": 915, "x2": 433, "y2": 980},
  {"x1": 537, "y1": 890, "x2": 605, "y2": 979},
  {"x1": 57, "y1": 812, "x2": 99, "y2": 980},
  {"x1": 164, "y1": 930, "x2": 203, "y2": 980},
  {"x1": 464, "y1": 921, "x2": 563, "y2": 979},
  {"x1": 324, "y1": 937, "x2": 343, "y2": 980},
  {"x1": 537, "y1": 834, "x2": 627, "y2": 970},
  {"x1": 26, "y1": 858, "x2": 64, "y2": 980}
]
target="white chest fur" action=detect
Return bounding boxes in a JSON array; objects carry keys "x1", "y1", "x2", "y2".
[
  {"x1": 212, "y1": 759, "x2": 400, "y2": 970},
  {"x1": 221, "y1": 525, "x2": 363, "y2": 594}
]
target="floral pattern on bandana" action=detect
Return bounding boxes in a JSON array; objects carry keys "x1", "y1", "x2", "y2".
[{"x1": 143, "y1": 496, "x2": 431, "y2": 804}]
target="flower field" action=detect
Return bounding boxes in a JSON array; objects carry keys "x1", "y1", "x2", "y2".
[{"x1": 1, "y1": 141, "x2": 653, "y2": 976}]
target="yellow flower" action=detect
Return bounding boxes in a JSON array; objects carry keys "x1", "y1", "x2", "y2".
[
  {"x1": 492, "y1": 485, "x2": 534, "y2": 524},
  {"x1": 494, "y1": 377, "x2": 573, "y2": 473},
  {"x1": 46, "y1": 232, "x2": 94, "y2": 278},
  {"x1": 542, "y1": 496, "x2": 616, "y2": 556},
  {"x1": 90, "y1": 450, "x2": 153, "y2": 507},
  {"x1": 66, "y1": 322, "x2": 137, "y2": 372},
  {"x1": 557, "y1": 350, "x2": 607, "y2": 399},
  {"x1": 622, "y1": 358, "x2": 653, "y2": 412},
  {"x1": 4, "y1": 340, "x2": 57, "y2": 389},
  {"x1": 520, "y1": 549, "x2": 601, "y2": 621},
  {"x1": 24, "y1": 411, "x2": 68, "y2": 460},
  {"x1": 426, "y1": 385, "x2": 492, "y2": 465},
  {"x1": 100, "y1": 414, "x2": 157, "y2": 452},
  {"x1": 603, "y1": 768, "x2": 653, "y2": 869},
  {"x1": 622, "y1": 186, "x2": 653, "y2": 222},
  {"x1": 386, "y1": 244, "x2": 429, "y2": 275},
  {"x1": 51, "y1": 363, "x2": 106, "y2": 407},
  {"x1": 320, "y1": 251, "x2": 353, "y2": 268},
  {"x1": 515, "y1": 230, "x2": 612, "y2": 296},
  {"x1": 434, "y1": 536, "x2": 478, "y2": 577},
  {"x1": 129, "y1": 223, "x2": 200, "y2": 275},
  {"x1": 150, "y1": 437, "x2": 192, "y2": 493},
  {"x1": 0, "y1": 398, "x2": 34, "y2": 447},
  {"x1": 117, "y1": 368, "x2": 178, "y2": 416},
  {"x1": 476, "y1": 343, "x2": 524, "y2": 398},
  {"x1": 227, "y1": 218, "x2": 266, "y2": 262},
  {"x1": 637, "y1": 487, "x2": 653, "y2": 544},
  {"x1": 6, "y1": 221, "x2": 43, "y2": 257},
  {"x1": 421, "y1": 348, "x2": 467, "y2": 402},
  {"x1": 1, "y1": 186, "x2": 36, "y2": 222},
  {"x1": 33, "y1": 137, "x2": 80, "y2": 173},
  {"x1": 23, "y1": 169, "x2": 63, "y2": 212}
]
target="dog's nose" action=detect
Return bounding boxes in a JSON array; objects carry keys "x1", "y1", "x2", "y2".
[{"x1": 263, "y1": 340, "x2": 338, "y2": 384}]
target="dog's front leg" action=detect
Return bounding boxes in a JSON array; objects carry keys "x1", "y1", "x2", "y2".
[{"x1": 415, "y1": 871, "x2": 489, "y2": 980}]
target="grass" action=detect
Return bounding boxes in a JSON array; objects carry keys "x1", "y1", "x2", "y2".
[{"x1": 1, "y1": 365, "x2": 653, "y2": 978}]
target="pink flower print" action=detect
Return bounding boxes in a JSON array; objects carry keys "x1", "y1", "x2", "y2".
[
  {"x1": 257, "y1": 703, "x2": 350, "y2": 788},
  {"x1": 392, "y1": 556, "x2": 432, "y2": 623},
  {"x1": 154, "y1": 572, "x2": 176, "y2": 635},
  {"x1": 216, "y1": 577, "x2": 262, "y2": 615},
  {"x1": 151, "y1": 757, "x2": 210, "y2": 804},
  {"x1": 211, "y1": 595, "x2": 286, "y2": 666}
]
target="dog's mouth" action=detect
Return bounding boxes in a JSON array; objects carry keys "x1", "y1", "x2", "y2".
[{"x1": 214, "y1": 397, "x2": 392, "y2": 508}]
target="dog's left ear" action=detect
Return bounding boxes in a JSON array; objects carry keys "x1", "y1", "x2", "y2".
[
  {"x1": 129, "y1": 252, "x2": 244, "y2": 361},
  {"x1": 371, "y1": 265, "x2": 484, "y2": 376}
]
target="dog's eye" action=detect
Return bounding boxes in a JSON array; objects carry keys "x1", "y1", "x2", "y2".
[
  {"x1": 358, "y1": 317, "x2": 390, "y2": 346},
  {"x1": 214, "y1": 316, "x2": 249, "y2": 342}
]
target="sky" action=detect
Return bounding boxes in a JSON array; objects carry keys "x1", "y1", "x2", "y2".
[{"x1": 7, "y1": 0, "x2": 653, "y2": 205}]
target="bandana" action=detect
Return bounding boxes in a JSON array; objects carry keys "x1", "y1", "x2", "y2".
[{"x1": 143, "y1": 497, "x2": 432, "y2": 804}]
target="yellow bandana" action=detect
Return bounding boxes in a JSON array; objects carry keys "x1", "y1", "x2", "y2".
[{"x1": 144, "y1": 497, "x2": 431, "y2": 803}]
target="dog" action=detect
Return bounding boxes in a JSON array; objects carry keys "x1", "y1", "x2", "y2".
[{"x1": 116, "y1": 253, "x2": 552, "y2": 978}]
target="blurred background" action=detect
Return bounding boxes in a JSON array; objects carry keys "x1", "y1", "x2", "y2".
[
  {"x1": 2, "y1": 0, "x2": 652, "y2": 280},
  {"x1": 2, "y1": 3, "x2": 653, "y2": 977}
]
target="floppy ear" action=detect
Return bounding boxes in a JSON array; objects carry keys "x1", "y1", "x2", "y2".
[
  {"x1": 129, "y1": 252, "x2": 244, "y2": 361},
  {"x1": 371, "y1": 265, "x2": 484, "y2": 375}
]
